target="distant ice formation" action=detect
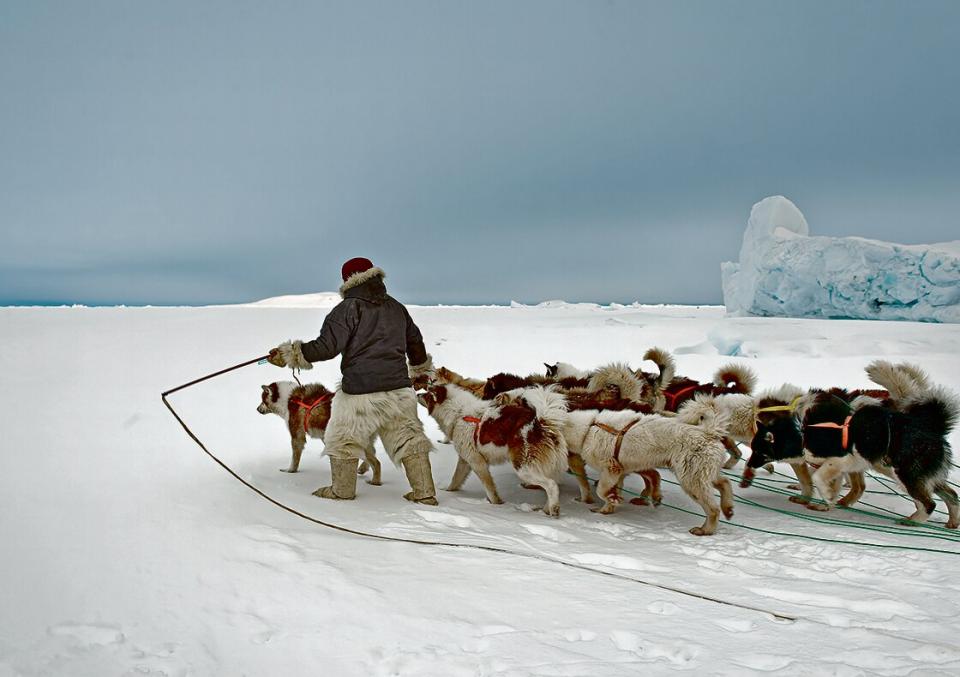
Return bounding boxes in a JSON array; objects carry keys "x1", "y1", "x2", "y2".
[{"x1": 722, "y1": 196, "x2": 960, "y2": 323}]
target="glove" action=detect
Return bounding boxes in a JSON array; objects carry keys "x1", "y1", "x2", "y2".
[{"x1": 268, "y1": 341, "x2": 314, "y2": 371}]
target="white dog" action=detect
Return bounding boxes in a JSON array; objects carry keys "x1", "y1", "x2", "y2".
[{"x1": 562, "y1": 405, "x2": 734, "y2": 535}]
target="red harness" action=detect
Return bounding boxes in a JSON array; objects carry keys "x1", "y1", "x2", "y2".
[
  {"x1": 291, "y1": 394, "x2": 332, "y2": 433},
  {"x1": 663, "y1": 384, "x2": 700, "y2": 411},
  {"x1": 807, "y1": 415, "x2": 853, "y2": 450},
  {"x1": 463, "y1": 416, "x2": 482, "y2": 444}
]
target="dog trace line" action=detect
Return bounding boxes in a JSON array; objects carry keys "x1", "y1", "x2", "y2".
[{"x1": 161, "y1": 357, "x2": 801, "y2": 623}]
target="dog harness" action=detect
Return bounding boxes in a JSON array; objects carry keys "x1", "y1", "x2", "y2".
[
  {"x1": 806, "y1": 415, "x2": 853, "y2": 450},
  {"x1": 593, "y1": 418, "x2": 642, "y2": 465},
  {"x1": 290, "y1": 393, "x2": 332, "y2": 433},
  {"x1": 756, "y1": 395, "x2": 804, "y2": 414},
  {"x1": 663, "y1": 384, "x2": 700, "y2": 411},
  {"x1": 463, "y1": 416, "x2": 482, "y2": 444}
]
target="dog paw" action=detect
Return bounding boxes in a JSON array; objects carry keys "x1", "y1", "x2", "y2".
[
  {"x1": 574, "y1": 494, "x2": 596, "y2": 504},
  {"x1": 946, "y1": 520, "x2": 959, "y2": 530},
  {"x1": 521, "y1": 483, "x2": 542, "y2": 490},
  {"x1": 788, "y1": 495, "x2": 810, "y2": 504},
  {"x1": 488, "y1": 496, "x2": 504, "y2": 505},
  {"x1": 689, "y1": 526, "x2": 714, "y2": 536},
  {"x1": 358, "y1": 461, "x2": 369, "y2": 474},
  {"x1": 629, "y1": 496, "x2": 650, "y2": 506},
  {"x1": 722, "y1": 506, "x2": 734, "y2": 519},
  {"x1": 365, "y1": 479, "x2": 382, "y2": 486},
  {"x1": 837, "y1": 496, "x2": 858, "y2": 507},
  {"x1": 590, "y1": 505, "x2": 616, "y2": 515},
  {"x1": 806, "y1": 502, "x2": 830, "y2": 512},
  {"x1": 898, "y1": 518, "x2": 921, "y2": 527},
  {"x1": 547, "y1": 504, "x2": 561, "y2": 518},
  {"x1": 764, "y1": 464, "x2": 775, "y2": 474},
  {"x1": 279, "y1": 468, "x2": 298, "y2": 473}
]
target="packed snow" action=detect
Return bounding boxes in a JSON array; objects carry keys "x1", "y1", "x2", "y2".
[
  {"x1": 722, "y1": 196, "x2": 960, "y2": 323},
  {"x1": 2, "y1": 300, "x2": 960, "y2": 675}
]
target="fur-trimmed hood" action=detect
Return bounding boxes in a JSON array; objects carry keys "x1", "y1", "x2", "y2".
[{"x1": 339, "y1": 266, "x2": 386, "y2": 299}]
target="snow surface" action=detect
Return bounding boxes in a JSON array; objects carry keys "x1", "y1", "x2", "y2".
[
  {"x1": 3, "y1": 301, "x2": 960, "y2": 675},
  {"x1": 722, "y1": 196, "x2": 960, "y2": 323}
]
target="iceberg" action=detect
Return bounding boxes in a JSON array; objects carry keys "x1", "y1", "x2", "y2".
[{"x1": 722, "y1": 196, "x2": 960, "y2": 323}]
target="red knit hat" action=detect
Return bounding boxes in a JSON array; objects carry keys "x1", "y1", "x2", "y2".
[{"x1": 341, "y1": 257, "x2": 375, "y2": 282}]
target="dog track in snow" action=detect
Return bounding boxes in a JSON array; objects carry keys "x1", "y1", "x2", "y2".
[
  {"x1": 414, "y1": 510, "x2": 473, "y2": 529},
  {"x1": 519, "y1": 523, "x2": 581, "y2": 543},
  {"x1": 608, "y1": 630, "x2": 701, "y2": 666},
  {"x1": 733, "y1": 653, "x2": 796, "y2": 672},
  {"x1": 4, "y1": 622, "x2": 194, "y2": 677}
]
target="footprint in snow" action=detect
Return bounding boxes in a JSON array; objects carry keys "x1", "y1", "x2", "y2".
[
  {"x1": 609, "y1": 631, "x2": 700, "y2": 665},
  {"x1": 48, "y1": 622, "x2": 125, "y2": 646},
  {"x1": 561, "y1": 629, "x2": 598, "y2": 642},
  {"x1": 414, "y1": 510, "x2": 473, "y2": 529},
  {"x1": 519, "y1": 523, "x2": 580, "y2": 543},
  {"x1": 645, "y1": 600, "x2": 679, "y2": 615}
]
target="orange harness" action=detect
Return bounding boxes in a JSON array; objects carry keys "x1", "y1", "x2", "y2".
[
  {"x1": 663, "y1": 384, "x2": 700, "y2": 411},
  {"x1": 290, "y1": 394, "x2": 332, "y2": 433},
  {"x1": 463, "y1": 416, "x2": 482, "y2": 444},
  {"x1": 593, "y1": 418, "x2": 642, "y2": 466},
  {"x1": 807, "y1": 415, "x2": 853, "y2": 450}
]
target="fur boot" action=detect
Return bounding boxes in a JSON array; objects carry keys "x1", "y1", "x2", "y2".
[
  {"x1": 401, "y1": 453, "x2": 438, "y2": 505},
  {"x1": 313, "y1": 457, "x2": 359, "y2": 500}
]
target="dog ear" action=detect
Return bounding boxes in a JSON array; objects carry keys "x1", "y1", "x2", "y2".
[{"x1": 262, "y1": 385, "x2": 270, "y2": 393}]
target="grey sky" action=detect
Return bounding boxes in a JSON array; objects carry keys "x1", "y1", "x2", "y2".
[{"x1": 1, "y1": 0, "x2": 958, "y2": 306}]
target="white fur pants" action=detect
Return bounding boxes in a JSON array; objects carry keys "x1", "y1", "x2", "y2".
[{"x1": 323, "y1": 387, "x2": 433, "y2": 465}]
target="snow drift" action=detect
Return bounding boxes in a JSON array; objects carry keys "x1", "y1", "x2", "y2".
[{"x1": 722, "y1": 196, "x2": 960, "y2": 323}]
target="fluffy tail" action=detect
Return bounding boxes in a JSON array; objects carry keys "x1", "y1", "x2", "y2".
[
  {"x1": 713, "y1": 363, "x2": 758, "y2": 394},
  {"x1": 903, "y1": 387, "x2": 959, "y2": 440},
  {"x1": 588, "y1": 362, "x2": 644, "y2": 402},
  {"x1": 643, "y1": 347, "x2": 676, "y2": 388},
  {"x1": 676, "y1": 394, "x2": 730, "y2": 439},
  {"x1": 895, "y1": 362, "x2": 931, "y2": 391},
  {"x1": 866, "y1": 360, "x2": 928, "y2": 400}
]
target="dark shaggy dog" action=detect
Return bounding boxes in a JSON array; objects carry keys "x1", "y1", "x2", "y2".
[{"x1": 749, "y1": 372, "x2": 959, "y2": 527}]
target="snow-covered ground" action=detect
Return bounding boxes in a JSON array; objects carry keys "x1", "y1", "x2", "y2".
[{"x1": 3, "y1": 300, "x2": 960, "y2": 676}]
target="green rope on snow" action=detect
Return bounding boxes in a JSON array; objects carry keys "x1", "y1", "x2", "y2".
[
  {"x1": 567, "y1": 471, "x2": 960, "y2": 556},
  {"x1": 721, "y1": 469, "x2": 960, "y2": 535}
]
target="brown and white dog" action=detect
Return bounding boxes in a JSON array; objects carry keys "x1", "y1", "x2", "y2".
[
  {"x1": 257, "y1": 381, "x2": 382, "y2": 484},
  {"x1": 587, "y1": 347, "x2": 676, "y2": 412},
  {"x1": 418, "y1": 383, "x2": 569, "y2": 516},
  {"x1": 560, "y1": 404, "x2": 734, "y2": 535}
]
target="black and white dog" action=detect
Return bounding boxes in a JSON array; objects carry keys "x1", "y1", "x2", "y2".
[{"x1": 749, "y1": 362, "x2": 959, "y2": 528}]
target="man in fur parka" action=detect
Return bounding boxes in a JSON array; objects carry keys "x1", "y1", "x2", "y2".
[{"x1": 268, "y1": 257, "x2": 438, "y2": 505}]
